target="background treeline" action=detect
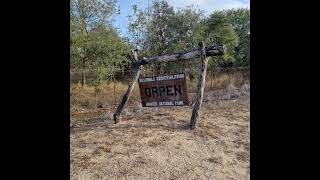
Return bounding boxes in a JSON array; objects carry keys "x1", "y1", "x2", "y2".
[{"x1": 70, "y1": 0, "x2": 250, "y2": 86}]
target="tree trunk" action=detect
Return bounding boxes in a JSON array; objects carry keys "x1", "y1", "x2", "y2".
[
  {"x1": 214, "y1": 74, "x2": 217, "y2": 89},
  {"x1": 81, "y1": 59, "x2": 86, "y2": 87},
  {"x1": 235, "y1": 45, "x2": 240, "y2": 62},
  {"x1": 81, "y1": 71, "x2": 85, "y2": 87}
]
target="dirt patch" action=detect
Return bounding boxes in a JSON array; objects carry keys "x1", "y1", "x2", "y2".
[{"x1": 71, "y1": 84, "x2": 250, "y2": 180}]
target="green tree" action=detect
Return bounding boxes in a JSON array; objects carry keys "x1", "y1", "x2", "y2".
[
  {"x1": 194, "y1": 11, "x2": 239, "y2": 70},
  {"x1": 128, "y1": 4, "x2": 148, "y2": 51},
  {"x1": 128, "y1": 1, "x2": 204, "y2": 74},
  {"x1": 70, "y1": 0, "x2": 119, "y2": 86},
  {"x1": 89, "y1": 24, "x2": 130, "y2": 83},
  {"x1": 126, "y1": 1, "x2": 244, "y2": 77},
  {"x1": 225, "y1": 8, "x2": 250, "y2": 67},
  {"x1": 71, "y1": 0, "x2": 131, "y2": 86}
]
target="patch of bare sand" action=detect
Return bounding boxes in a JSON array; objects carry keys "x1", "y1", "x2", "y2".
[{"x1": 71, "y1": 94, "x2": 249, "y2": 180}]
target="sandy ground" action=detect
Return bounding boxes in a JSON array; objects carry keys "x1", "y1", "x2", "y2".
[{"x1": 71, "y1": 85, "x2": 250, "y2": 180}]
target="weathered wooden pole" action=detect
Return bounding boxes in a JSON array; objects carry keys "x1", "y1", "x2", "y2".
[
  {"x1": 113, "y1": 76, "x2": 116, "y2": 105},
  {"x1": 137, "y1": 44, "x2": 225, "y2": 65},
  {"x1": 211, "y1": 69, "x2": 213, "y2": 90},
  {"x1": 113, "y1": 49, "x2": 142, "y2": 124},
  {"x1": 190, "y1": 42, "x2": 209, "y2": 129},
  {"x1": 242, "y1": 71, "x2": 245, "y2": 85},
  {"x1": 113, "y1": 63, "x2": 116, "y2": 105}
]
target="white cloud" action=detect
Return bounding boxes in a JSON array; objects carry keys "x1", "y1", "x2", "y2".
[{"x1": 167, "y1": 0, "x2": 250, "y2": 15}]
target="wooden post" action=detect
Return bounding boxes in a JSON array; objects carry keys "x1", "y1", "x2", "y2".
[
  {"x1": 113, "y1": 76, "x2": 116, "y2": 105},
  {"x1": 113, "y1": 49, "x2": 141, "y2": 124},
  {"x1": 190, "y1": 42, "x2": 209, "y2": 129},
  {"x1": 228, "y1": 70, "x2": 231, "y2": 84},
  {"x1": 214, "y1": 74, "x2": 216, "y2": 89},
  {"x1": 113, "y1": 62, "x2": 116, "y2": 106},
  {"x1": 210, "y1": 69, "x2": 213, "y2": 91},
  {"x1": 152, "y1": 64, "x2": 155, "y2": 76},
  {"x1": 81, "y1": 71, "x2": 85, "y2": 87},
  {"x1": 242, "y1": 71, "x2": 245, "y2": 85}
]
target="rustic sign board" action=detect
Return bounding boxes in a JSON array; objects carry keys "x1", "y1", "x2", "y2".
[{"x1": 138, "y1": 73, "x2": 189, "y2": 107}]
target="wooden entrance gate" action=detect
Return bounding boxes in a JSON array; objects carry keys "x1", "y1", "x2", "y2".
[{"x1": 113, "y1": 42, "x2": 225, "y2": 129}]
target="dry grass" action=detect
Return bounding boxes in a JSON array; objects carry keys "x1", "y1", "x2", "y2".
[
  {"x1": 70, "y1": 72, "x2": 249, "y2": 114},
  {"x1": 70, "y1": 82, "x2": 141, "y2": 114},
  {"x1": 70, "y1": 79, "x2": 250, "y2": 180}
]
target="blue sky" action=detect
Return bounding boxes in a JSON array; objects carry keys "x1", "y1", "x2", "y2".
[{"x1": 112, "y1": 0, "x2": 250, "y2": 37}]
